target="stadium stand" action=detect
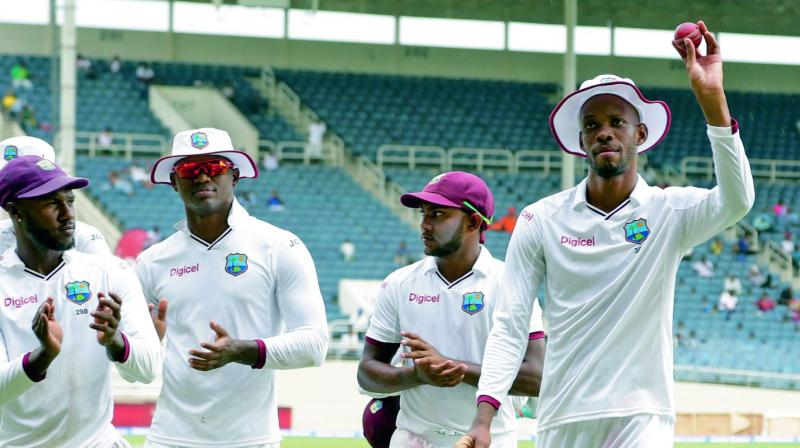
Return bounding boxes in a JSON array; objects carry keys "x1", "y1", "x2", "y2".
[{"x1": 274, "y1": 69, "x2": 800, "y2": 169}]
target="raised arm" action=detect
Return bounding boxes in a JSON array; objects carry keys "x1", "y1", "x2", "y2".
[{"x1": 671, "y1": 21, "x2": 754, "y2": 249}]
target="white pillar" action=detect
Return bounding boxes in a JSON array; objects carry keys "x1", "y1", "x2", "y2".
[
  {"x1": 560, "y1": 0, "x2": 578, "y2": 190},
  {"x1": 58, "y1": 0, "x2": 77, "y2": 175}
]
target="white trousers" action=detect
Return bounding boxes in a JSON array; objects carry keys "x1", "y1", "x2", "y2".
[
  {"x1": 389, "y1": 428, "x2": 517, "y2": 448},
  {"x1": 537, "y1": 414, "x2": 674, "y2": 448}
]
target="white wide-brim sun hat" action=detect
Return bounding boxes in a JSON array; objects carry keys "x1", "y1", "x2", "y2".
[
  {"x1": 0, "y1": 136, "x2": 57, "y2": 170},
  {"x1": 151, "y1": 127, "x2": 258, "y2": 184},
  {"x1": 549, "y1": 74, "x2": 672, "y2": 157}
]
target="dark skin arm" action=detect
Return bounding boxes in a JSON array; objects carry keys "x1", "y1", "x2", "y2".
[
  {"x1": 400, "y1": 331, "x2": 545, "y2": 396},
  {"x1": 188, "y1": 321, "x2": 259, "y2": 371},
  {"x1": 357, "y1": 339, "x2": 468, "y2": 394}
]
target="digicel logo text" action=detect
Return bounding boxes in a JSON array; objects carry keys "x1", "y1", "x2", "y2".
[
  {"x1": 170, "y1": 263, "x2": 200, "y2": 277},
  {"x1": 560, "y1": 235, "x2": 595, "y2": 247},
  {"x1": 4, "y1": 294, "x2": 38, "y2": 308},
  {"x1": 408, "y1": 293, "x2": 439, "y2": 304}
]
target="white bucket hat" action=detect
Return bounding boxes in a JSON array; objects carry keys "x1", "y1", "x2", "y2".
[
  {"x1": 150, "y1": 128, "x2": 258, "y2": 184},
  {"x1": 549, "y1": 74, "x2": 672, "y2": 157},
  {"x1": 0, "y1": 136, "x2": 56, "y2": 170}
]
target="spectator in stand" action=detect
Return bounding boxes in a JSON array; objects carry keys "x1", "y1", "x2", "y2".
[
  {"x1": 756, "y1": 291, "x2": 776, "y2": 313},
  {"x1": 733, "y1": 234, "x2": 756, "y2": 261},
  {"x1": 789, "y1": 296, "x2": 800, "y2": 323},
  {"x1": 692, "y1": 255, "x2": 715, "y2": 278},
  {"x1": 718, "y1": 289, "x2": 738, "y2": 321},
  {"x1": 773, "y1": 198, "x2": 789, "y2": 220},
  {"x1": 97, "y1": 127, "x2": 114, "y2": 150},
  {"x1": 266, "y1": 189, "x2": 284, "y2": 211},
  {"x1": 779, "y1": 286, "x2": 795, "y2": 307},
  {"x1": 129, "y1": 161, "x2": 152, "y2": 190},
  {"x1": 710, "y1": 238, "x2": 724, "y2": 256},
  {"x1": 307, "y1": 118, "x2": 326, "y2": 160},
  {"x1": 135, "y1": 63, "x2": 155, "y2": 99},
  {"x1": 393, "y1": 241, "x2": 411, "y2": 266},
  {"x1": 723, "y1": 273, "x2": 743, "y2": 296},
  {"x1": 261, "y1": 150, "x2": 279, "y2": 172},
  {"x1": 19, "y1": 104, "x2": 37, "y2": 134},
  {"x1": 747, "y1": 264, "x2": 766, "y2": 286},
  {"x1": 490, "y1": 207, "x2": 517, "y2": 233},
  {"x1": 106, "y1": 170, "x2": 133, "y2": 196},
  {"x1": 10, "y1": 59, "x2": 32, "y2": 90},
  {"x1": 239, "y1": 191, "x2": 257, "y2": 208},
  {"x1": 2, "y1": 89, "x2": 17, "y2": 117},
  {"x1": 340, "y1": 239, "x2": 356, "y2": 263},
  {"x1": 752, "y1": 208, "x2": 774, "y2": 233},
  {"x1": 110, "y1": 55, "x2": 121, "y2": 74},
  {"x1": 781, "y1": 231, "x2": 795, "y2": 256},
  {"x1": 76, "y1": 53, "x2": 96, "y2": 79}
]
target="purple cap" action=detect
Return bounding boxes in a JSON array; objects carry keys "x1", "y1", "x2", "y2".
[
  {"x1": 362, "y1": 396, "x2": 400, "y2": 448},
  {"x1": 0, "y1": 156, "x2": 89, "y2": 208},
  {"x1": 400, "y1": 171, "x2": 494, "y2": 243}
]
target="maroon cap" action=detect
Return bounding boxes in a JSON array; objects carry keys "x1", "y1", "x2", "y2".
[
  {"x1": 362, "y1": 396, "x2": 400, "y2": 448},
  {"x1": 400, "y1": 171, "x2": 494, "y2": 243},
  {"x1": 0, "y1": 156, "x2": 89, "y2": 208}
]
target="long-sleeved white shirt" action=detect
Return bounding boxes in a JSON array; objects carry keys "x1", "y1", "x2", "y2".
[
  {"x1": 0, "y1": 249, "x2": 162, "y2": 447},
  {"x1": 134, "y1": 200, "x2": 328, "y2": 447},
  {"x1": 478, "y1": 123, "x2": 754, "y2": 431},
  {"x1": 0, "y1": 219, "x2": 111, "y2": 256}
]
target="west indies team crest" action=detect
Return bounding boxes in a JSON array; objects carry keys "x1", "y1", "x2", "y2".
[
  {"x1": 3, "y1": 145, "x2": 18, "y2": 161},
  {"x1": 225, "y1": 253, "x2": 248, "y2": 276},
  {"x1": 462, "y1": 291, "x2": 485, "y2": 315},
  {"x1": 190, "y1": 132, "x2": 209, "y2": 150},
  {"x1": 623, "y1": 218, "x2": 650, "y2": 245},
  {"x1": 65, "y1": 281, "x2": 92, "y2": 305}
]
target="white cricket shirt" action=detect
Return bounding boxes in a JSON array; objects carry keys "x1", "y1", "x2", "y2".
[
  {"x1": 0, "y1": 250, "x2": 162, "y2": 447},
  {"x1": 135, "y1": 200, "x2": 328, "y2": 447},
  {"x1": 0, "y1": 219, "x2": 111, "y2": 256},
  {"x1": 478, "y1": 124, "x2": 754, "y2": 431},
  {"x1": 366, "y1": 246, "x2": 544, "y2": 439}
]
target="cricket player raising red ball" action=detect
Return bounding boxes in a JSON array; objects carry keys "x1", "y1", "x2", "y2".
[{"x1": 458, "y1": 21, "x2": 754, "y2": 447}]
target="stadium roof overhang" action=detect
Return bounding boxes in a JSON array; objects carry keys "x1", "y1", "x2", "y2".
[{"x1": 175, "y1": 0, "x2": 800, "y2": 38}]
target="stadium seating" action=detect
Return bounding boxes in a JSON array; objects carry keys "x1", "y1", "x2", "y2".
[{"x1": 274, "y1": 69, "x2": 800, "y2": 169}]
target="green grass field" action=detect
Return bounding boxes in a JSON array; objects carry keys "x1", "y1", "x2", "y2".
[{"x1": 123, "y1": 436, "x2": 800, "y2": 447}]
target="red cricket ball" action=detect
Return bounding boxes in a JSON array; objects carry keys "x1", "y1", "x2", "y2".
[{"x1": 674, "y1": 22, "x2": 703, "y2": 49}]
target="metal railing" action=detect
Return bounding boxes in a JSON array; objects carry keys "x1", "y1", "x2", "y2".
[
  {"x1": 377, "y1": 144, "x2": 446, "y2": 170},
  {"x1": 265, "y1": 140, "x2": 342, "y2": 166},
  {"x1": 674, "y1": 364, "x2": 800, "y2": 389},
  {"x1": 70, "y1": 131, "x2": 167, "y2": 160},
  {"x1": 449, "y1": 147, "x2": 515, "y2": 172},
  {"x1": 376, "y1": 144, "x2": 570, "y2": 175},
  {"x1": 682, "y1": 156, "x2": 800, "y2": 182}
]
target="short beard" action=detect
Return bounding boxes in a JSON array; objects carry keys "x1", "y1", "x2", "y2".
[
  {"x1": 24, "y1": 215, "x2": 75, "y2": 251},
  {"x1": 425, "y1": 225, "x2": 463, "y2": 257},
  {"x1": 588, "y1": 148, "x2": 634, "y2": 179}
]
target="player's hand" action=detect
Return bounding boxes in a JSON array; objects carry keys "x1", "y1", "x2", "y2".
[
  {"x1": 148, "y1": 298, "x2": 168, "y2": 341},
  {"x1": 672, "y1": 20, "x2": 730, "y2": 126},
  {"x1": 672, "y1": 21, "x2": 723, "y2": 95},
  {"x1": 188, "y1": 321, "x2": 242, "y2": 371},
  {"x1": 454, "y1": 435, "x2": 474, "y2": 448},
  {"x1": 31, "y1": 297, "x2": 62, "y2": 358},
  {"x1": 400, "y1": 331, "x2": 446, "y2": 364},
  {"x1": 91, "y1": 292, "x2": 124, "y2": 347},
  {"x1": 461, "y1": 403, "x2": 495, "y2": 448},
  {"x1": 400, "y1": 331, "x2": 467, "y2": 387}
]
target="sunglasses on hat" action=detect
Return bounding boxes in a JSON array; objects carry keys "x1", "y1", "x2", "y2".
[{"x1": 173, "y1": 159, "x2": 234, "y2": 179}]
